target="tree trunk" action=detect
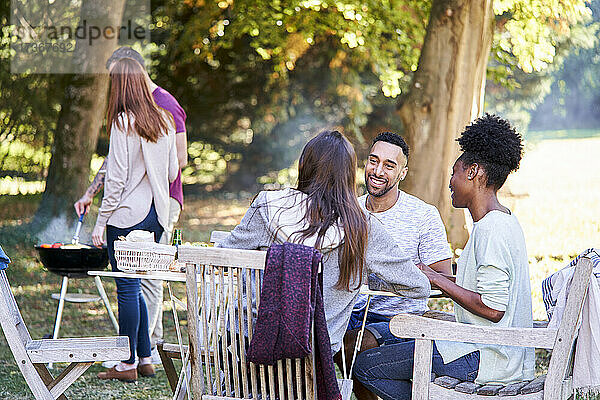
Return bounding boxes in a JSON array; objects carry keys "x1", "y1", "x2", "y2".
[
  {"x1": 398, "y1": 0, "x2": 494, "y2": 251},
  {"x1": 33, "y1": 0, "x2": 125, "y2": 230}
]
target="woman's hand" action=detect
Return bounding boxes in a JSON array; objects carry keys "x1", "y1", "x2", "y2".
[
  {"x1": 417, "y1": 263, "x2": 456, "y2": 287},
  {"x1": 92, "y1": 225, "x2": 105, "y2": 247}
]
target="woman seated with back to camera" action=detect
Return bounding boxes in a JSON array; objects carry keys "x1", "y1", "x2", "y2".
[
  {"x1": 353, "y1": 114, "x2": 534, "y2": 400},
  {"x1": 216, "y1": 129, "x2": 430, "y2": 356}
]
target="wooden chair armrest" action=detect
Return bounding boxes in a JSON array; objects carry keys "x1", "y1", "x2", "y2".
[
  {"x1": 178, "y1": 245, "x2": 266, "y2": 269},
  {"x1": 420, "y1": 311, "x2": 549, "y2": 327},
  {"x1": 358, "y1": 284, "x2": 403, "y2": 297},
  {"x1": 359, "y1": 285, "x2": 443, "y2": 298},
  {"x1": 27, "y1": 336, "x2": 129, "y2": 363},
  {"x1": 421, "y1": 310, "x2": 456, "y2": 321},
  {"x1": 390, "y1": 313, "x2": 557, "y2": 349}
]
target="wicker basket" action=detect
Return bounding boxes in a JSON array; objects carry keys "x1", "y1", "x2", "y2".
[{"x1": 114, "y1": 241, "x2": 177, "y2": 272}]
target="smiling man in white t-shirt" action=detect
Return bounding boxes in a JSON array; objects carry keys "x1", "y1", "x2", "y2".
[{"x1": 339, "y1": 132, "x2": 452, "y2": 400}]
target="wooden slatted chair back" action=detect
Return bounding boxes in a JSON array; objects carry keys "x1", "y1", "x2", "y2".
[
  {"x1": 179, "y1": 245, "x2": 317, "y2": 400},
  {"x1": 389, "y1": 254, "x2": 595, "y2": 400}
]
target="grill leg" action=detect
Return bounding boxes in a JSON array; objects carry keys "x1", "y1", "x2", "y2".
[
  {"x1": 49, "y1": 276, "x2": 69, "y2": 368},
  {"x1": 94, "y1": 276, "x2": 119, "y2": 333},
  {"x1": 52, "y1": 276, "x2": 69, "y2": 340}
]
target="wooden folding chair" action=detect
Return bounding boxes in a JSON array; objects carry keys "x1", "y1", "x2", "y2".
[
  {"x1": 180, "y1": 245, "x2": 331, "y2": 399},
  {"x1": 0, "y1": 270, "x2": 129, "y2": 400},
  {"x1": 158, "y1": 230, "x2": 230, "y2": 399},
  {"x1": 389, "y1": 252, "x2": 596, "y2": 400}
]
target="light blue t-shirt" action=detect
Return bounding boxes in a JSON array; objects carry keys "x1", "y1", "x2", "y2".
[{"x1": 435, "y1": 210, "x2": 535, "y2": 385}]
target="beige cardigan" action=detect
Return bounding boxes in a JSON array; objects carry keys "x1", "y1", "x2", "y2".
[{"x1": 95, "y1": 113, "x2": 178, "y2": 231}]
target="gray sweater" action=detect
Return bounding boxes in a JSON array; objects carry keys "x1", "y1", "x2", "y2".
[{"x1": 217, "y1": 189, "x2": 430, "y2": 353}]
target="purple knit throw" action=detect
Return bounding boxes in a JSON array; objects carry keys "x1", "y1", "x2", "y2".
[{"x1": 247, "y1": 242, "x2": 341, "y2": 400}]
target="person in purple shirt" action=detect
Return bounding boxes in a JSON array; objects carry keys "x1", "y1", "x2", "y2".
[{"x1": 74, "y1": 47, "x2": 187, "y2": 368}]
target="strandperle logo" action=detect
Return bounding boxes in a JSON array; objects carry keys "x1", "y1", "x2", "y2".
[
  {"x1": 9, "y1": 0, "x2": 150, "y2": 74},
  {"x1": 13, "y1": 20, "x2": 147, "y2": 47}
]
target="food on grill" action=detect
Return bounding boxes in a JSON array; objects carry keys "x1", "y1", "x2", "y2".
[
  {"x1": 40, "y1": 243, "x2": 64, "y2": 248},
  {"x1": 61, "y1": 244, "x2": 92, "y2": 249},
  {"x1": 38, "y1": 243, "x2": 92, "y2": 249}
]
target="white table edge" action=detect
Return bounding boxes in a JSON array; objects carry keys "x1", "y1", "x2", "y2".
[{"x1": 88, "y1": 270, "x2": 187, "y2": 282}]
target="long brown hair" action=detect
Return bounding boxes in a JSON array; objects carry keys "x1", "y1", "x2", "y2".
[
  {"x1": 296, "y1": 130, "x2": 368, "y2": 291},
  {"x1": 106, "y1": 58, "x2": 171, "y2": 142}
]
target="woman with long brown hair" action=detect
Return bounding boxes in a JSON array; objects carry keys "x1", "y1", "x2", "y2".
[
  {"x1": 91, "y1": 58, "x2": 178, "y2": 381},
  {"x1": 218, "y1": 130, "x2": 430, "y2": 353}
]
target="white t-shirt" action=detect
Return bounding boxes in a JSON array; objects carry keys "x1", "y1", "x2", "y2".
[
  {"x1": 435, "y1": 210, "x2": 535, "y2": 385},
  {"x1": 354, "y1": 190, "x2": 452, "y2": 316}
]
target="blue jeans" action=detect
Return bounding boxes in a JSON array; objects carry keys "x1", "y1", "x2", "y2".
[
  {"x1": 353, "y1": 340, "x2": 480, "y2": 400},
  {"x1": 347, "y1": 308, "x2": 391, "y2": 330},
  {"x1": 347, "y1": 309, "x2": 407, "y2": 346},
  {"x1": 106, "y1": 204, "x2": 163, "y2": 364}
]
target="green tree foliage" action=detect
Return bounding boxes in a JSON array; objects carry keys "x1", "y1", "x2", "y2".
[
  {"x1": 153, "y1": 0, "x2": 591, "y2": 189},
  {"x1": 528, "y1": 0, "x2": 600, "y2": 130},
  {"x1": 492, "y1": 0, "x2": 591, "y2": 75},
  {"x1": 0, "y1": 3, "x2": 62, "y2": 182},
  {"x1": 0, "y1": 0, "x2": 593, "y2": 192},
  {"x1": 152, "y1": 0, "x2": 430, "y2": 187},
  {"x1": 487, "y1": 0, "x2": 598, "y2": 131}
]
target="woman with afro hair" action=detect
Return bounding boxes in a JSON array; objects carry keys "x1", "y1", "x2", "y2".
[{"x1": 354, "y1": 114, "x2": 534, "y2": 400}]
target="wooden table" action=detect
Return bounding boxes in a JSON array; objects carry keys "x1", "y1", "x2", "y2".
[
  {"x1": 89, "y1": 269, "x2": 187, "y2": 282},
  {"x1": 88, "y1": 269, "x2": 193, "y2": 399}
]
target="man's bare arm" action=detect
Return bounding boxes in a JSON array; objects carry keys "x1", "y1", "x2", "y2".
[
  {"x1": 427, "y1": 259, "x2": 455, "y2": 290},
  {"x1": 176, "y1": 132, "x2": 187, "y2": 168},
  {"x1": 428, "y1": 258, "x2": 452, "y2": 275},
  {"x1": 87, "y1": 160, "x2": 107, "y2": 196}
]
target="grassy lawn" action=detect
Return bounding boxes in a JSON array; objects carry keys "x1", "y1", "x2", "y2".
[
  {"x1": 0, "y1": 233, "x2": 194, "y2": 399},
  {"x1": 0, "y1": 135, "x2": 599, "y2": 398},
  {"x1": 0, "y1": 196, "x2": 254, "y2": 399},
  {"x1": 499, "y1": 137, "x2": 600, "y2": 320}
]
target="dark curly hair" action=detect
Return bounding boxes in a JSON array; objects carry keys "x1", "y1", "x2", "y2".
[
  {"x1": 373, "y1": 132, "x2": 409, "y2": 159},
  {"x1": 457, "y1": 113, "x2": 523, "y2": 190}
]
